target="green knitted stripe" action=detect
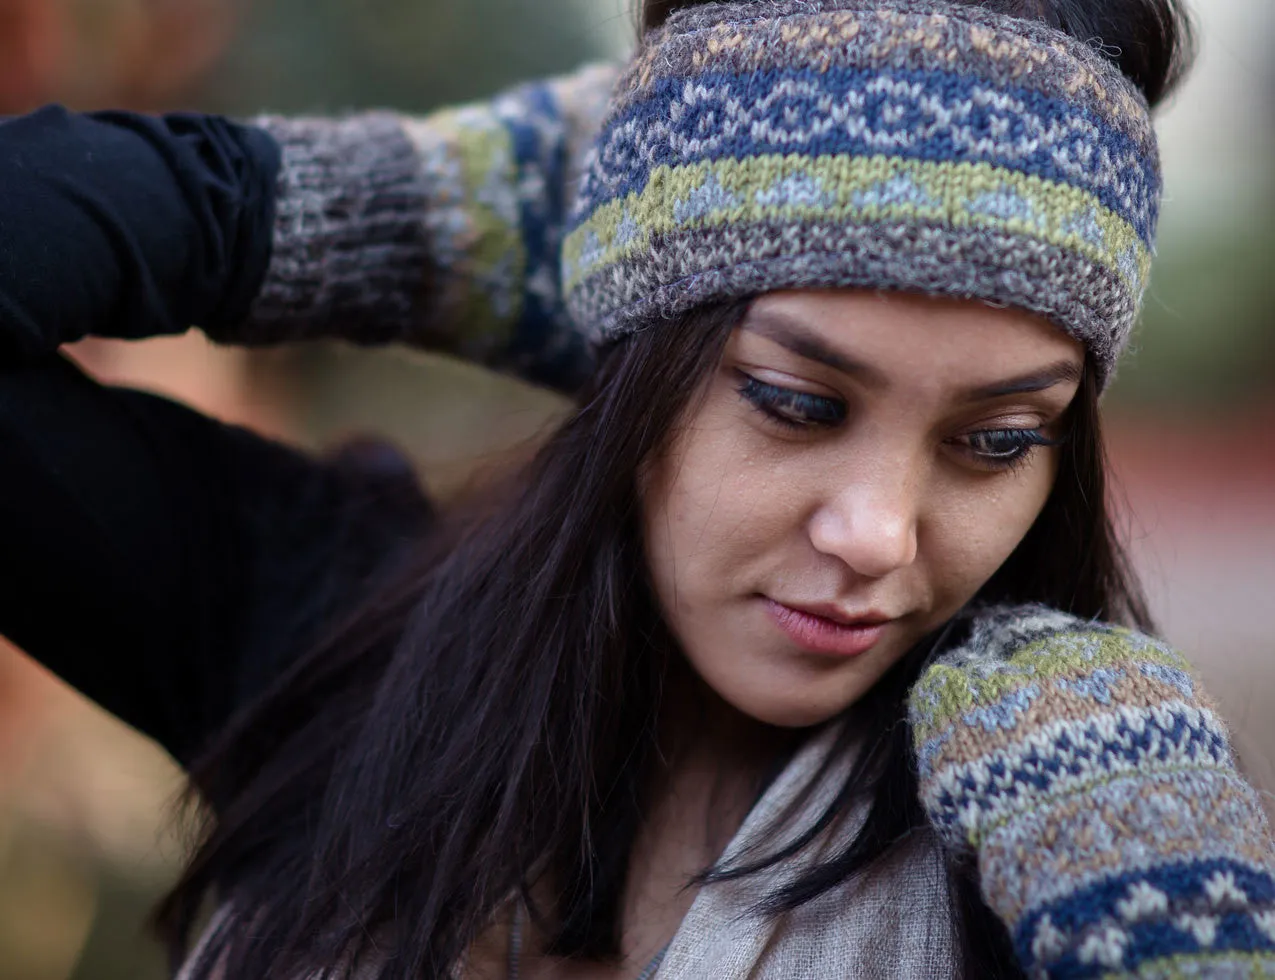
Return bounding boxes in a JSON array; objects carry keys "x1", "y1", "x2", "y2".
[
  {"x1": 910, "y1": 629, "x2": 1189, "y2": 741},
  {"x1": 422, "y1": 105, "x2": 525, "y2": 347},
  {"x1": 1112, "y1": 949, "x2": 1275, "y2": 979},
  {"x1": 562, "y1": 154, "x2": 1150, "y2": 295}
]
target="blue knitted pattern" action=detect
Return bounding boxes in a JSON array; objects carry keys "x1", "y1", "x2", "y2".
[
  {"x1": 248, "y1": 62, "x2": 618, "y2": 393},
  {"x1": 910, "y1": 606, "x2": 1275, "y2": 977},
  {"x1": 561, "y1": 0, "x2": 1164, "y2": 387},
  {"x1": 571, "y1": 68, "x2": 1159, "y2": 245}
]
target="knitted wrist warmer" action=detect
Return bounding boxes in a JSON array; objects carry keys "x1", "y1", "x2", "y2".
[
  {"x1": 909, "y1": 605, "x2": 1275, "y2": 978},
  {"x1": 221, "y1": 63, "x2": 618, "y2": 392},
  {"x1": 236, "y1": 113, "x2": 431, "y2": 347},
  {"x1": 563, "y1": 0, "x2": 1161, "y2": 388}
]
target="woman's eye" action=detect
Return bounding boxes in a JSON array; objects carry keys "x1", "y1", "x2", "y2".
[
  {"x1": 956, "y1": 428, "x2": 1061, "y2": 469},
  {"x1": 736, "y1": 373, "x2": 846, "y2": 430}
]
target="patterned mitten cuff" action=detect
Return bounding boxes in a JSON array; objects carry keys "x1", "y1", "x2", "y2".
[
  {"x1": 909, "y1": 604, "x2": 1275, "y2": 978},
  {"x1": 216, "y1": 62, "x2": 619, "y2": 393},
  {"x1": 232, "y1": 112, "x2": 430, "y2": 347}
]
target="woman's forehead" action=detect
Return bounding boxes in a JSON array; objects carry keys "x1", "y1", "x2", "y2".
[{"x1": 739, "y1": 290, "x2": 1085, "y2": 388}]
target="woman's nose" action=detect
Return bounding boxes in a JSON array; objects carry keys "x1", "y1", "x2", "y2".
[{"x1": 807, "y1": 470, "x2": 920, "y2": 579}]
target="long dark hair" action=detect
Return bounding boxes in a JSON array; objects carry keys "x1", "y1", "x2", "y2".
[{"x1": 157, "y1": 1, "x2": 1192, "y2": 977}]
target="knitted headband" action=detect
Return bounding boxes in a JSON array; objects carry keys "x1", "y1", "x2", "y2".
[{"x1": 561, "y1": 0, "x2": 1161, "y2": 386}]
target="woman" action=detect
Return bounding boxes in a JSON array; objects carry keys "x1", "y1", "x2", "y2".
[{"x1": 2, "y1": 1, "x2": 1273, "y2": 978}]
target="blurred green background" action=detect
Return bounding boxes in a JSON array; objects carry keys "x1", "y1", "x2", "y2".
[{"x1": 0, "y1": 0, "x2": 1271, "y2": 976}]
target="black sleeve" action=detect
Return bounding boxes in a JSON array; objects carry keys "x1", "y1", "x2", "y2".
[
  {"x1": 0, "y1": 106, "x2": 279, "y2": 361},
  {"x1": 0, "y1": 354, "x2": 432, "y2": 765}
]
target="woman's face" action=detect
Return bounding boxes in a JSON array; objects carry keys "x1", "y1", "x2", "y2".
[{"x1": 642, "y1": 290, "x2": 1084, "y2": 728}]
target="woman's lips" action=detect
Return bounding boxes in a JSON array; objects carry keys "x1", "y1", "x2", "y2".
[{"x1": 764, "y1": 598, "x2": 888, "y2": 658}]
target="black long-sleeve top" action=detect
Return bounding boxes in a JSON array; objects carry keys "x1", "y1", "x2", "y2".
[{"x1": 0, "y1": 107, "x2": 432, "y2": 766}]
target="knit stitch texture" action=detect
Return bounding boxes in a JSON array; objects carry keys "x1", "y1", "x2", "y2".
[
  {"x1": 910, "y1": 605, "x2": 1275, "y2": 977},
  {"x1": 227, "y1": 63, "x2": 618, "y2": 392},
  {"x1": 562, "y1": 0, "x2": 1162, "y2": 387}
]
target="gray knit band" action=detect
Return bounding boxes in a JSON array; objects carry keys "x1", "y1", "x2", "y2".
[{"x1": 236, "y1": 114, "x2": 432, "y2": 346}]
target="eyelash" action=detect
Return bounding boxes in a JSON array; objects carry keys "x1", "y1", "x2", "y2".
[
  {"x1": 736, "y1": 373, "x2": 847, "y2": 428},
  {"x1": 734, "y1": 372, "x2": 1063, "y2": 470},
  {"x1": 960, "y1": 427, "x2": 1063, "y2": 471}
]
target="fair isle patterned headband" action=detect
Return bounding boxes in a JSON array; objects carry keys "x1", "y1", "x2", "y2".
[{"x1": 561, "y1": 0, "x2": 1161, "y2": 386}]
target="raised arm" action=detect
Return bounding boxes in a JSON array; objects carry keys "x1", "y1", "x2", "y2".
[
  {"x1": 0, "y1": 351, "x2": 432, "y2": 765},
  {"x1": 0, "y1": 62, "x2": 618, "y2": 391},
  {"x1": 0, "y1": 106, "x2": 279, "y2": 360},
  {"x1": 910, "y1": 606, "x2": 1275, "y2": 977},
  {"x1": 0, "y1": 65, "x2": 615, "y2": 763},
  {"x1": 236, "y1": 62, "x2": 617, "y2": 391}
]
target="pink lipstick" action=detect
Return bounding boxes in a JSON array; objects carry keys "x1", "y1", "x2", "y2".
[{"x1": 764, "y1": 599, "x2": 887, "y2": 658}]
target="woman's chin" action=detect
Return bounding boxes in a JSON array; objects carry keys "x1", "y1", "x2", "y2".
[
  {"x1": 711, "y1": 669, "x2": 877, "y2": 730},
  {"x1": 745, "y1": 701, "x2": 849, "y2": 730},
  {"x1": 695, "y1": 632, "x2": 916, "y2": 730}
]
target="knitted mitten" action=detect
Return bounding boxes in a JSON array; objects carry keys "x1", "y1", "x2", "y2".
[
  {"x1": 909, "y1": 605, "x2": 1275, "y2": 978},
  {"x1": 213, "y1": 62, "x2": 618, "y2": 392}
]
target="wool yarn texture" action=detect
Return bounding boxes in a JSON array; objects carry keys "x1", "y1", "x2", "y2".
[
  {"x1": 243, "y1": 62, "x2": 618, "y2": 391},
  {"x1": 909, "y1": 605, "x2": 1275, "y2": 976},
  {"x1": 562, "y1": 0, "x2": 1162, "y2": 387}
]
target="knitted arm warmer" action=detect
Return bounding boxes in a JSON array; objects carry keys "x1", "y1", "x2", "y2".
[
  {"x1": 909, "y1": 605, "x2": 1275, "y2": 978},
  {"x1": 209, "y1": 62, "x2": 618, "y2": 392}
]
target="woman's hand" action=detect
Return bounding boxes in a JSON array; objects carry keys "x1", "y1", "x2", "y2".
[
  {"x1": 0, "y1": 63, "x2": 618, "y2": 393},
  {"x1": 910, "y1": 604, "x2": 1275, "y2": 977},
  {"x1": 227, "y1": 62, "x2": 619, "y2": 394}
]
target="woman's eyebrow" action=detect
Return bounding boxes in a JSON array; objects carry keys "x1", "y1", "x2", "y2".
[
  {"x1": 740, "y1": 312, "x2": 890, "y2": 389},
  {"x1": 741, "y1": 312, "x2": 1081, "y2": 398},
  {"x1": 961, "y1": 360, "x2": 1083, "y2": 400}
]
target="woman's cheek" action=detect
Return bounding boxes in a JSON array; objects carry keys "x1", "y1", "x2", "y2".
[
  {"x1": 643, "y1": 395, "x2": 799, "y2": 618},
  {"x1": 927, "y1": 460, "x2": 1059, "y2": 607},
  {"x1": 641, "y1": 420, "x2": 730, "y2": 609}
]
